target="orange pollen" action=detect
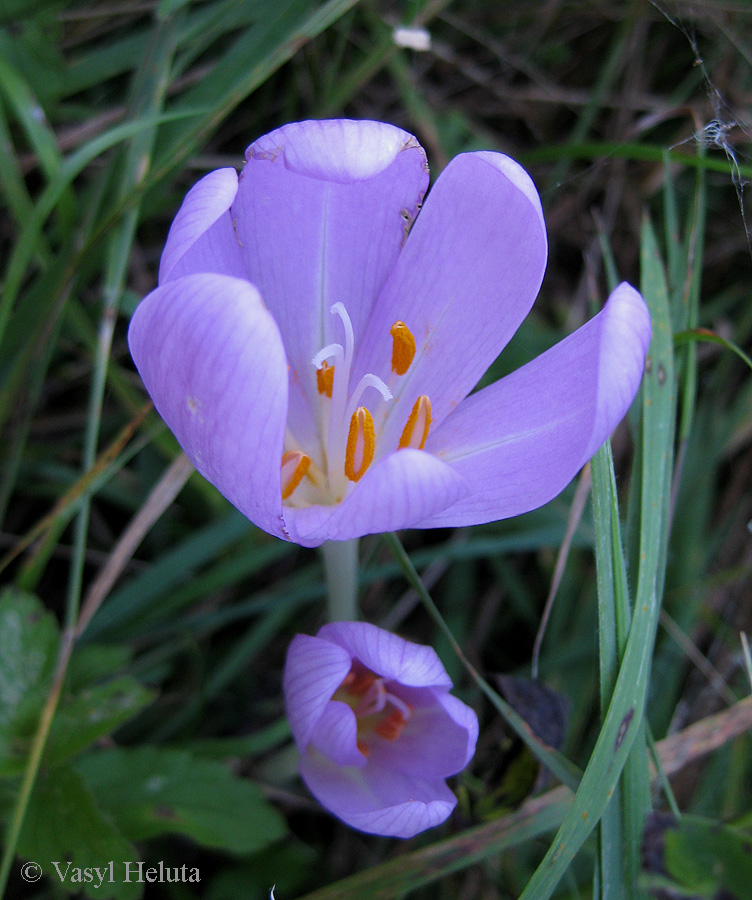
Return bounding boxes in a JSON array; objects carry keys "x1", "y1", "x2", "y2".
[
  {"x1": 357, "y1": 740, "x2": 370, "y2": 758},
  {"x1": 398, "y1": 395, "x2": 432, "y2": 450},
  {"x1": 316, "y1": 360, "x2": 334, "y2": 398},
  {"x1": 390, "y1": 321, "x2": 416, "y2": 375},
  {"x1": 280, "y1": 450, "x2": 311, "y2": 500},
  {"x1": 374, "y1": 709, "x2": 408, "y2": 741},
  {"x1": 344, "y1": 406, "x2": 375, "y2": 483},
  {"x1": 341, "y1": 670, "x2": 377, "y2": 696}
]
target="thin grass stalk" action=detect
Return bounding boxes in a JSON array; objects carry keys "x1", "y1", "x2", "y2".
[
  {"x1": 383, "y1": 531, "x2": 581, "y2": 791},
  {"x1": 523, "y1": 142, "x2": 752, "y2": 180},
  {"x1": 65, "y1": 11, "x2": 179, "y2": 630},
  {"x1": 0, "y1": 629, "x2": 74, "y2": 899}
]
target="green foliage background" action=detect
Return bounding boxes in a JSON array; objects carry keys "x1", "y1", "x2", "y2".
[{"x1": 0, "y1": 1, "x2": 751, "y2": 899}]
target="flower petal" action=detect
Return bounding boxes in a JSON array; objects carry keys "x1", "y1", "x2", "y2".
[
  {"x1": 435, "y1": 692, "x2": 480, "y2": 770},
  {"x1": 128, "y1": 273, "x2": 289, "y2": 539},
  {"x1": 233, "y1": 120, "x2": 429, "y2": 452},
  {"x1": 283, "y1": 634, "x2": 352, "y2": 750},
  {"x1": 159, "y1": 168, "x2": 247, "y2": 284},
  {"x1": 283, "y1": 448, "x2": 468, "y2": 547},
  {"x1": 353, "y1": 151, "x2": 547, "y2": 450},
  {"x1": 248, "y1": 119, "x2": 426, "y2": 184},
  {"x1": 368, "y1": 690, "x2": 478, "y2": 778},
  {"x1": 310, "y1": 700, "x2": 366, "y2": 768},
  {"x1": 316, "y1": 622, "x2": 453, "y2": 689},
  {"x1": 420, "y1": 282, "x2": 651, "y2": 527},
  {"x1": 300, "y1": 747, "x2": 457, "y2": 838}
]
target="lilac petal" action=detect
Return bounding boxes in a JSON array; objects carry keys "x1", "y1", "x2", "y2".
[
  {"x1": 420, "y1": 282, "x2": 651, "y2": 527},
  {"x1": 368, "y1": 693, "x2": 478, "y2": 778},
  {"x1": 233, "y1": 119, "x2": 429, "y2": 452},
  {"x1": 159, "y1": 168, "x2": 247, "y2": 284},
  {"x1": 128, "y1": 273, "x2": 289, "y2": 540},
  {"x1": 300, "y1": 747, "x2": 457, "y2": 838},
  {"x1": 435, "y1": 692, "x2": 479, "y2": 769},
  {"x1": 317, "y1": 621, "x2": 453, "y2": 689},
  {"x1": 353, "y1": 151, "x2": 547, "y2": 451},
  {"x1": 283, "y1": 448, "x2": 468, "y2": 547},
  {"x1": 248, "y1": 119, "x2": 427, "y2": 184},
  {"x1": 283, "y1": 635, "x2": 352, "y2": 750},
  {"x1": 310, "y1": 701, "x2": 366, "y2": 768}
]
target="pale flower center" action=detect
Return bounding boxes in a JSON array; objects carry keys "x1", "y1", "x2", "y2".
[{"x1": 280, "y1": 303, "x2": 432, "y2": 506}]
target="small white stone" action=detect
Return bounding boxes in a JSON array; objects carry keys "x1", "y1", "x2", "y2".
[{"x1": 392, "y1": 26, "x2": 431, "y2": 52}]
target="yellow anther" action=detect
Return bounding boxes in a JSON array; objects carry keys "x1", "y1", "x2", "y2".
[
  {"x1": 316, "y1": 360, "x2": 334, "y2": 398},
  {"x1": 398, "y1": 395, "x2": 432, "y2": 450},
  {"x1": 281, "y1": 450, "x2": 311, "y2": 500},
  {"x1": 390, "y1": 321, "x2": 416, "y2": 375},
  {"x1": 344, "y1": 406, "x2": 375, "y2": 483}
]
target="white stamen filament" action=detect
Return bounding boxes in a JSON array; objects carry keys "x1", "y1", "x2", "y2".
[
  {"x1": 384, "y1": 690, "x2": 413, "y2": 720},
  {"x1": 324, "y1": 305, "x2": 354, "y2": 485},
  {"x1": 355, "y1": 678, "x2": 412, "y2": 721},
  {"x1": 305, "y1": 301, "x2": 397, "y2": 498},
  {"x1": 311, "y1": 342, "x2": 343, "y2": 370},
  {"x1": 346, "y1": 373, "x2": 392, "y2": 421},
  {"x1": 330, "y1": 302, "x2": 354, "y2": 365},
  {"x1": 356, "y1": 680, "x2": 386, "y2": 717}
]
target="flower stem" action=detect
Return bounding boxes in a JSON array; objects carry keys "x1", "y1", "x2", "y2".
[{"x1": 321, "y1": 538, "x2": 360, "y2": 621}]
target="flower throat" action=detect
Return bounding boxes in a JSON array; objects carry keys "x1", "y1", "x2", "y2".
[{"x1": 280, "y1": 303, "x2": 432, "y2": 506}]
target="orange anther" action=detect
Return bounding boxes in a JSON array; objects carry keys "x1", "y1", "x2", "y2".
[
  {"x1": 344, "y1": 406, "x2": 375, "y2": 483},
  {"x1": 390, "y1": 321, "x2": 416, "y2": 375},
  {"x1": 347, "y1": 671, "x2": 377, "y2": 695},
  {"x1": 280, "y1": 450, "x2": 311, "y2": 500},
  {"x1": 398, "y1": 394, "x2": 432, "y2": 450},
  {"x1": 357, "y1": 740, "x2": 370, "y2": 758},
  {"x1": 316, "y1": 360, "x2": 334, "y2": 398},
  {"x1": 374, "y1": 710, "x2": 407, "y2": 741}
]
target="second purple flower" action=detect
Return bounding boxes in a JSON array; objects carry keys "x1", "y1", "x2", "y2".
[{"x1": 284, "y1": 621, "x2": 478, "y2": 837}]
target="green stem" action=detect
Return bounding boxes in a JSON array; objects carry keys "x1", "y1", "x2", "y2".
[{"x1": 321, "y1": 538, "x2": 360, "y2": 621}]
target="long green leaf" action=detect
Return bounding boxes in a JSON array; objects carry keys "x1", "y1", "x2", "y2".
[{"x1": 518, "y1": 215, "x2": 675, "y2": 900}]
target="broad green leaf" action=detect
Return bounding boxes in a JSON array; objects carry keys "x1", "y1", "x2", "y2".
[
  {"x1": 188, "y1": 718, "x2": 291, "y2": 760},
  {"x1": 0, "y1": 589, "x2": 153, "y2": 775},
  {"x1": 45, "y1": 677, "x2": 155, "y2": 769},
  {"x1": 0, "y1": 589, "x2": 58, "y2": 776},
  {"x1": 65, "y1": 644, "x2": 134, "y2": 692},
  {"x1": 646, "y1": 815, "x2": 752, "y2": 899},
  {"x1": 16, "y1": 765, "x2": 141, "y2": 900},
  {"x1": 0, "y1": 0, "x2": 55, "y2": 26},
  {"x1": 77, "y1": 746, "x2": 287, "y2": 854}
]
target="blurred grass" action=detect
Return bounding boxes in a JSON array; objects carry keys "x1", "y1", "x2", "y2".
[{"x1": 1, "y1": 1, "x2": 751, "y2": 899}]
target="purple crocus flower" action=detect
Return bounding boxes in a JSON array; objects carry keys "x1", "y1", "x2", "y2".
[
  {"x1": 283, "y1": 621, "x2": 478, "y2": 837},
  {"x1": 128, "y1": 119, "x2": 651, "y2": 548}
]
